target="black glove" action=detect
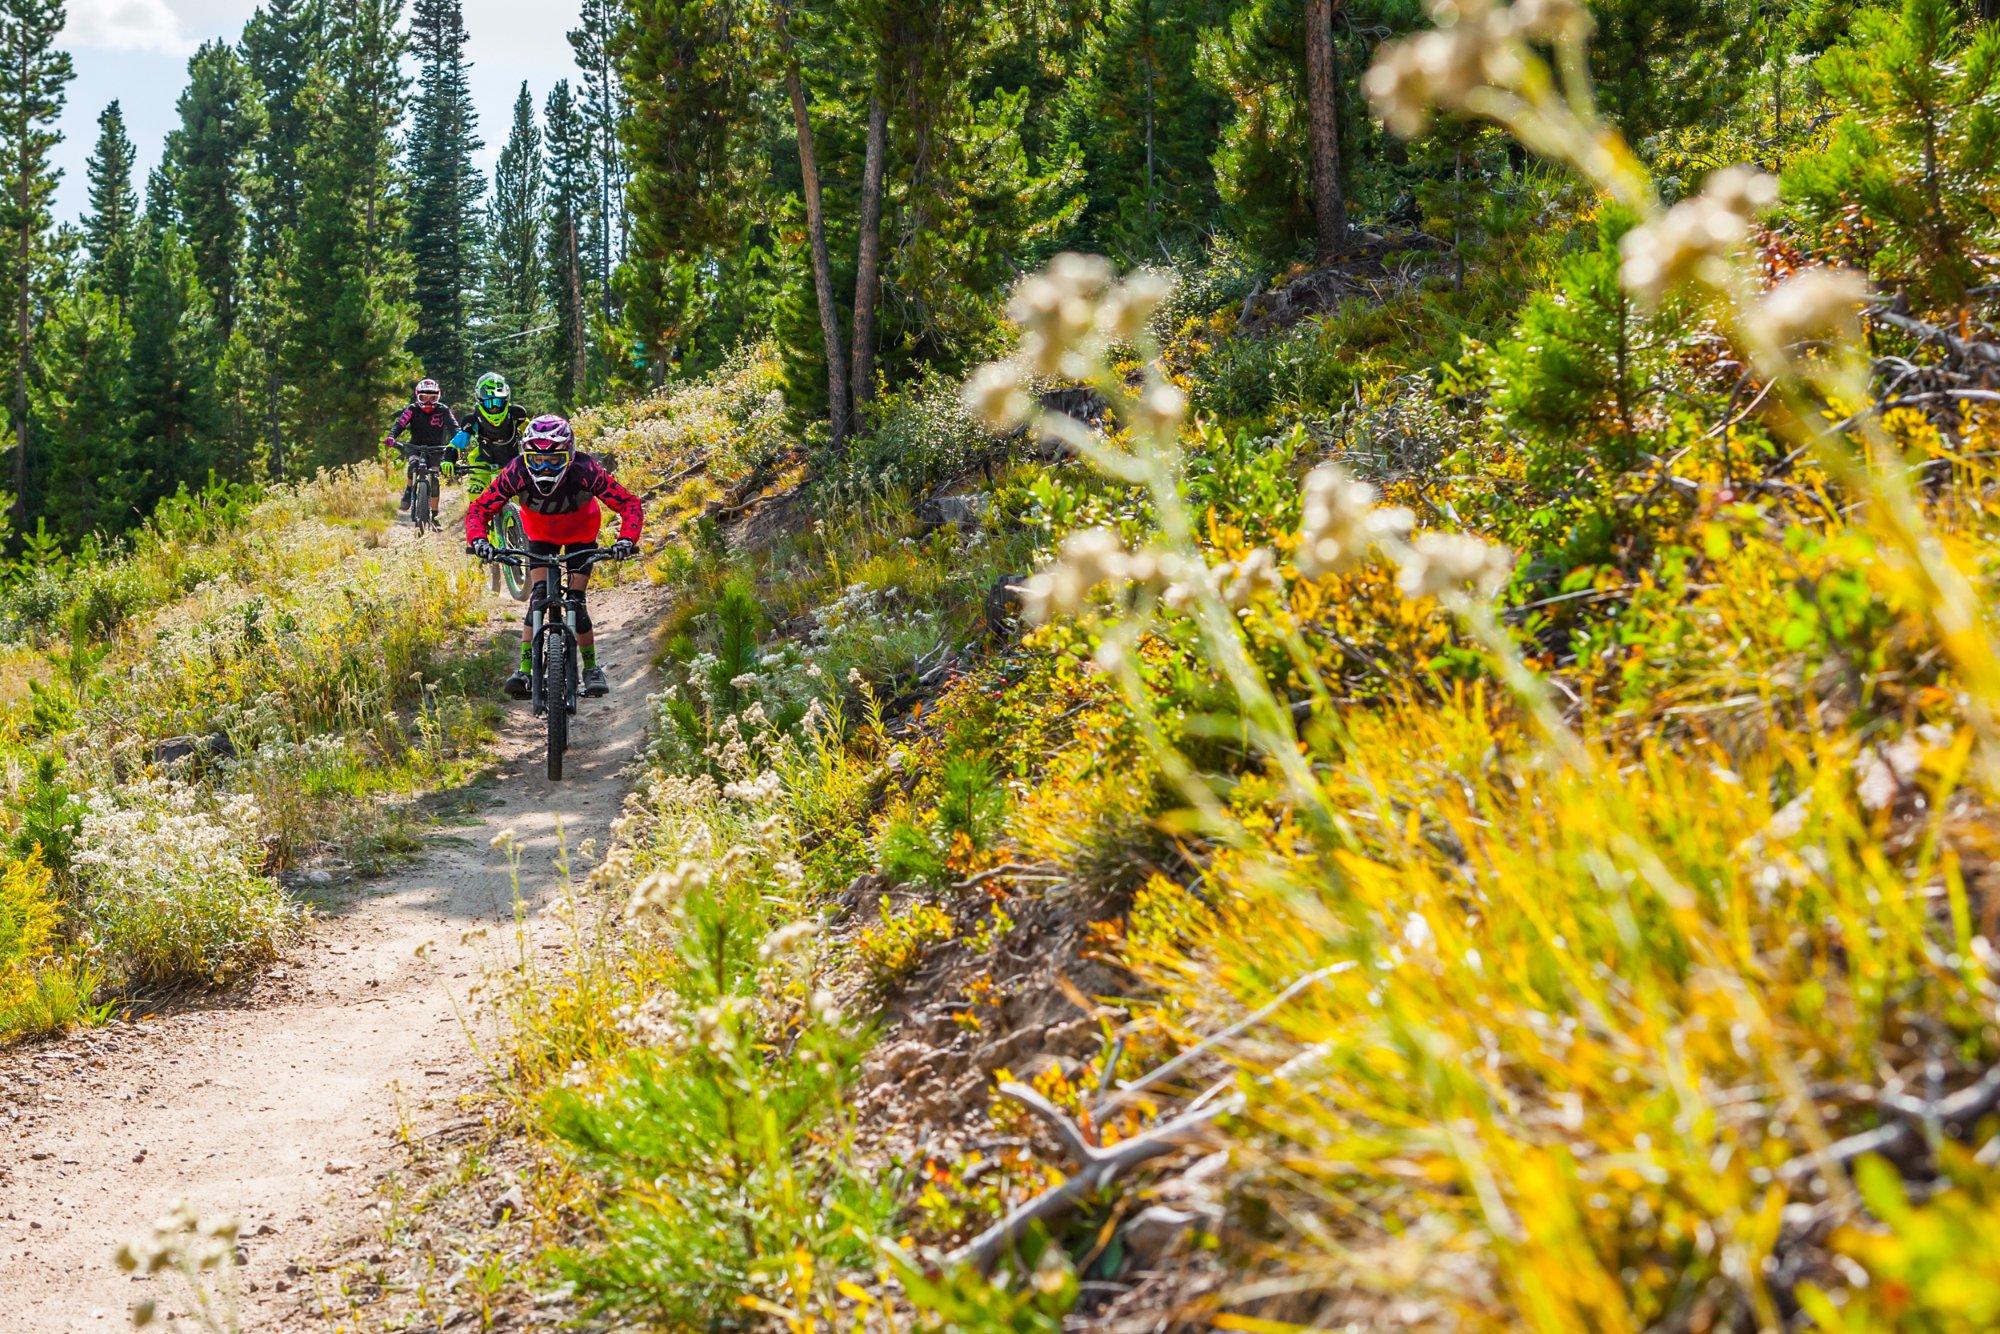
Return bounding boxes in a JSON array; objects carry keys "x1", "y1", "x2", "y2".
[
  {"x1": 467, "y1": 538, "x2": 495, "y2": 560},
  {"x1": 609, "y1": 538, "x2": 639, "y2": 561}
]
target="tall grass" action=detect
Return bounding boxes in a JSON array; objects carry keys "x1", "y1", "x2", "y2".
[{"x1": 0, "y1": 463, "x2": 502, "y2": 1039}]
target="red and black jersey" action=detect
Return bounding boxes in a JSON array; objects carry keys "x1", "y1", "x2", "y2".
[
  {"x1": 387, "y1": 400, "x2": 463, "y2": 450},
  {"x1": 465, "y1": 454, "x2": 643, "y2": 547}
]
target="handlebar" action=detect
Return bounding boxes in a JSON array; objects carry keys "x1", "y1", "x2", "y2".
[{"x1": 472, "y1": 546, "x2": 629, "y2": 573}]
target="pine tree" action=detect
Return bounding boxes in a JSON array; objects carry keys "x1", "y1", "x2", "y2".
[
  {"x1": 164, "y1": 41, "x2": 267, "y2": 338},
  {"x1": 568, "y1": 0, "x2": 627, "y2": 322},
  {"x1": 1588, "y1": 0, "x2": 1759, "y2": 144},
  {"x1": 1784, "y1": 0, "x2": 2000, "y2": 313},
  {"x1": 1056, "y1": 0, "x2": 1230, "y2": 262},
  {"x1": 615, "y1": 0, "x2": 758, "y2": 382},
  {"x1": 0, "y1": 0, "x2": 73, "y2": 522},
  {"x1": 241, "y1": 0, "x2": 328, "y2": 481},
  {"x1": 82, "y1": 101, "x2": 138, "y2": 309},
  {"x1": 543, "y1": 80, "x2": 596, "y2": 410},
  {"x1": 285, "y1": 0, "x2": 415, "y2": 469},
  {"x1": 1198, "y1": 0, "x2": 1421, "y2": 264},
  {"x1": 475, "y1": 82, "x2": 546, "y2": 395},
  {"x1": 125, "y1": 214, "x2": 222, "y2": 512},
  {"x1": 32, "y1": 288, "x2": 133, "y2": 538},
  {"x1": 404, "y1": 0, "x2": 483, "y2": 400}
]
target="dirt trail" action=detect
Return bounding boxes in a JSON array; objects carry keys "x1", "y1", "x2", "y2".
[{"x1": 0, "y1": 558, "x2": 658, "y2": 1331}]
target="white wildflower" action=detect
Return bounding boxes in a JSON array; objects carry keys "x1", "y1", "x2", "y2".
[
  {"x1": 1748, "y1": 267, "x2": 1872, "y2": 350},
  {"x1": 1010, "y1": 254, "x2": 1115, "y2": 374},
  {"x1": 1020, "y1": 526, "x2": 1132, "y2": 624},
  {"x1": 759, "y1": 919, "x2": 818, "y2": 961},
  {"x1": 723, "y1": 770, "x2": 783, "y2": 804},
  {"x1": 1133, "y1": 379, "x2": 1187, "y2": 437},
  {"x1": 729, "y1": 672, "x2": 758, "y2": 690},
  {"x1": 1403, "y1": 911, "x2": 1436, "y2": 952},
  {"x1": 1219, "y1": 547, "x2": 1284, "y2": 608},
  {"x1": 1619, "y1": 168, "x2": 1773, "y2": 305},
  {"x1": 1364, "y1": 22, "x2": 1502, "y2": 138},
  {"x1": 1097, "y1": 270, "x2": 1172, "y2": 342},
  {"x1": 810, "y1": 988, "x2": 843, "y2": 1025},
  {"x1": 1506, "y1": 0, "x2": 1591, "y2": 41},
  {"x1": 1297, "y1": 462, "x2": 1414, "y2": 577},
  {"x1": 1396, "y1": 531, "x2": 1514, "y2": 601},
  {"x1": 962, "y1": 360, "x2": 1033, "y2": 433},
  {"x1": 625, "y1": 861, "x2": 711, "y2": 921}
]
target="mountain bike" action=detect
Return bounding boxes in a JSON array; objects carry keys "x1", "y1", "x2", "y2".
[
  {"x1": 398, "y1": 443, "x2": 449, "y2": 537},
  {"x1": 476, "y1": 546, "x2": 627, "y2": 780}
]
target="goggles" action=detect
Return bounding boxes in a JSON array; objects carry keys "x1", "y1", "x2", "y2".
[
  {"x1": 480, "y1": 393, "x2": 508, "y2": 410},
  {"x1": 524, "y1": 448, "x2": 572, "y2": 476},
  {"x1": 416, "y1": 391, "x2": 440, "y2": 405}
]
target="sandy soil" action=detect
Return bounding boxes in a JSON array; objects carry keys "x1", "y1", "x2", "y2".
[{"x1": 0, "y1": 559, "x2": 658, "y2": 1332}]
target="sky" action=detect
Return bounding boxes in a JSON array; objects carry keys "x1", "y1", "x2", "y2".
[{"x1": 54, "y1": 0, "x2": 585, "y2": 223}]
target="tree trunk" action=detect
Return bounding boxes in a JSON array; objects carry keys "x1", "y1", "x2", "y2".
[
  {"x1": 849, "y1": 79, "x2": 889, "y2": 423},
  {"x1": 13, "y1": 175, "x2": 30, "y2": 521},
  {"x1": 1304, "y1": 0, "x2": 1348, "y2": 264},
  {"x1": 778, "y1": 5, "x2": 850, "y2": 448},
  {"x1": 266, "y1": 361, "x2": 285, "y2": 481},
  {"x1": 567, "y1": 219, "x2": 588, "y2": 406}
]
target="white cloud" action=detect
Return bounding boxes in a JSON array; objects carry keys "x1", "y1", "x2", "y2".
[{"x1": 63, "y1": 0, "x2": 192, "y2": 56}]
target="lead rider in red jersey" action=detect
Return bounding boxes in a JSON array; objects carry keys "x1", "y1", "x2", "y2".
[{"x1": 465, "y1": 414, "x2": 643, "y2": 699}]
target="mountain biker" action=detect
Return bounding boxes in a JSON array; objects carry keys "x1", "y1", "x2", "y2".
[
  {"x1": 464, "y1": 414, "x2": 642, "y2": 700},
  {"x1": 453, "y1": 371, "x2": 531, "y2": 493},
  {"x1": 383, "y1": 377, "x2": 464, "y2": 521}
]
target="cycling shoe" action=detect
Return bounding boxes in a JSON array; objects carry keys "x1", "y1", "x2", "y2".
[
  {"x1": 502, "y1": 671, "x2": 531, "y2": 700},
  {"x1": 581, "y1": 666, "x2": 610, "y2": 697}
]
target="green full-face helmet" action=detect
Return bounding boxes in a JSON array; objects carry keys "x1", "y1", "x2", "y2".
[{"x1": 475, "y1": 372, "x2": 511, "y2": 426}]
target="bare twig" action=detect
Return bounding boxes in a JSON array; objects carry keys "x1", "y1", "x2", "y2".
[
  {"x1": 1095, "y1": 962, "x2": 1356, "y2": 1119},
  {"x1": 953, "y1": 862, "x2": 1064, "y2": 892},
  {"x1": 1779, "y1": 1065, "x2": 2000, "y2": 1184},
  {"x1": 996, "y1": 1081, "x2": 1098, "y2": 1169},
  {"x1": 949, "y1": 1090, "x2": 1240, "y2": 1274}
]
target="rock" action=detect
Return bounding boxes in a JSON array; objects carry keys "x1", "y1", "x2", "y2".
[
  {"x1": 323, "y1": 1158, "x2": 360, "y2": 1175},
  {"x1": 150, "y1": 730, "x2": 236, "y2": 767},
  {"x1": 1120, "y1": 1204, "x2": 1210, "y2": 1269},
  {"x1": 915, "y1": 492, "x2": 989, "y2": 534},
  {"x1": 984, "y1": 575, "x2": 1028, "y2": 641},
  {"x1": 491, "y1": 1183, "x2": 527, "y2": 1222}
]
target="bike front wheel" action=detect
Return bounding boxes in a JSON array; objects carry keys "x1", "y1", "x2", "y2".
[
  {"x1": 498, "y1": 504, "x2": 529, "y2": 601},
  {"x1": 410, "y1": 475, "x2": 434, "y2": 534},
  {"x1": 543, "y1": 629, "x2": 570, "y2": 780}
]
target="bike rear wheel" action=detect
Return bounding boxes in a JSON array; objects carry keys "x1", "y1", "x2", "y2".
[
  {"x1": 498, "y1": 504, "x2": 528, "y2": 600},
  {"x1": 410, "y1": 474, "x2": 433, "y2": 534},
  {"x1": 544, "y1": 629, "x2": 569, "y2": 780}
]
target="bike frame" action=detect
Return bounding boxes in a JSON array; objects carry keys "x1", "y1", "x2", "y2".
[
  {"x1": 399, "y1": 444, "x2": 449, "y2": 533},
  {"x1": 486, "y1": 547, "x2": 618, "y2": 718}
]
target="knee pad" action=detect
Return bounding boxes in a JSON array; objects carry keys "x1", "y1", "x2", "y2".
[{"x1": 572, "y1": 589, "x2": 593, "y2": 638}]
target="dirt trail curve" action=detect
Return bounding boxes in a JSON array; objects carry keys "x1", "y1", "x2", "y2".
[{"x1": 0, "y1": 548, "x2": 660, "y2": 1331}]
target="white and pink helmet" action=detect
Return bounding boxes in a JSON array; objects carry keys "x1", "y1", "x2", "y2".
[{"x1": 522, "y1": 414, "x2": 575, "y2": 494}]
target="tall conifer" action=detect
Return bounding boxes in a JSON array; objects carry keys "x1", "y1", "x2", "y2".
[
  {"x1": 404, "y1": 0, "x2": 483, "y2": 399},
  {"x1": 0, "y1": 0, "x2": 72, "y2": 519},
  {"x1": 83, "y1": 101, "x2": 137, "y2": 308}
]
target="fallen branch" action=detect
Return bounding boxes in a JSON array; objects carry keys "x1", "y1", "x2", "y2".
[
  {"x1": 1095, "y1": 962, "x2": 1356, "y2": 1119},
  {"x1": 1780, "y1": 1065, "x2": 2000, "y2": 1184},
  {"x1": 1869, "y1": 306, "x2": 2000, "y2": 371},
  {"x1": 949, "y1": 1088, "x2": 1240, "y2": 1274},
  {"x1": 952, "y1": 862, "x2": 1065, "y2": 893}
]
